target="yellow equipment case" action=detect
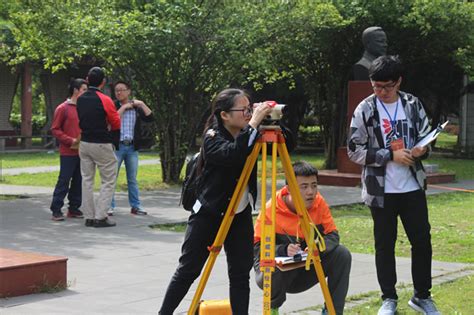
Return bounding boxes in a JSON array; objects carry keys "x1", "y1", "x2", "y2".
[{"x1": 198, "y1": 299, "x2": 232, "y2": 315}]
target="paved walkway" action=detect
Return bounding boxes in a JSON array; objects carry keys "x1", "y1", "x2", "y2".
[
  {"x1": 0, "y1": 166, "x2": 473, "y2": 314},
  {"x1": 1, "y1": 159, "x2": 161, "y2": 176}
]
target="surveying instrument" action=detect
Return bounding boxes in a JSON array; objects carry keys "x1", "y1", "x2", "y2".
[{"x1": 187, "y1": 102, "x2": 336, "y2": 315}]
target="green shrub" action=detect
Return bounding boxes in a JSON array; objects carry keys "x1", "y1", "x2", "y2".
[
  {"x1": 9, "y1": 113, "x2": 47, "y2": 133},
  {"x1": 298, "y1": 125, "x2": 324, "y2": 147}
]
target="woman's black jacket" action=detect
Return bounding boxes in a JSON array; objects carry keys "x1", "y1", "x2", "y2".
[{"x1": 196, "y1": 124, "x2": 293, "y2": 216}]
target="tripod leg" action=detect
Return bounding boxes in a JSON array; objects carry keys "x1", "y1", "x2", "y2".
[
  {"x1": 259, "y1": 142, "x2": 279, "y2": 314},
  {"x1": 277, "y1": 142, "x2": 336, "y2": 315},
  {"x1": 187, "y1": 143, "x2": 262, "y2": 315}
]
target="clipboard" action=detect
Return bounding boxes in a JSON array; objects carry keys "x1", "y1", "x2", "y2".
[
  {"x1": 414, "y1": 121, "x2": 449, "y2": 148},
  {"x1": 275, "y1": 253, "x2": 308, "y2": 271}
]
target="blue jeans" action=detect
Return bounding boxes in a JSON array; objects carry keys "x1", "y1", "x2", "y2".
[
  {"x1": 50, "y1": 155, "x2": 82, "y2": 213},
  {"x1": 111, "y1": 143, "x2": 140, "y2": 209}
]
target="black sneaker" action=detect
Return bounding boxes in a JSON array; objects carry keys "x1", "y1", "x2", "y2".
[
  {"x1": 408, "y1": 296, "x2": 440, "y2": 315},
  {"x1": 84, "y1": 219, "x2": 94, "y2": 227},
  {"x1": 93, "y1": 218, "x2": 116, "y2": 228},
  {"x1": 67, "y1": 209, "x2": 84, "y2": 218},
  {"x1": 52, "y1": 212, "x2": 65, "y2": 221}
]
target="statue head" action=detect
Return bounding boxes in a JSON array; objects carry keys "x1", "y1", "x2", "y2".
[{"x1": 362, "y1": 26, "x2": 387, "y2": 57}]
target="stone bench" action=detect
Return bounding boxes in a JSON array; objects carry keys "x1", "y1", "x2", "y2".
[{"x1": 0, "y1": 248, "x2": 68, "y2": 297}]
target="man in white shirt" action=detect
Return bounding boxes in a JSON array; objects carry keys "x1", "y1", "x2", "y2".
[{"x1": 348, "y1": 55, "x2": 440, "y2": 315}]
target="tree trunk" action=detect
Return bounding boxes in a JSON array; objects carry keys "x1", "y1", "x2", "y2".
[
  {"x1": 159, "y1": 121, "x2": 187, "y2": 184},
  {"x1": 323, "y1": 84, "x2": 345, "y2": 169}
]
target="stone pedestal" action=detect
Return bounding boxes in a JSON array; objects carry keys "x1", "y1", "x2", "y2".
[
  {"x1": 336, "y1": 81, "x2": 373, "y2": 174},
  {"x1": 337, "y1": 147, "x2": 361, "y2": 174}
]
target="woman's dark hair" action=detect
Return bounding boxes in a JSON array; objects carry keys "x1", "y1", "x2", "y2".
[
  {"x1": 202, "y1": 88, "x2": 250, "y2": 135},
  {"x1": 197, "y1": 89, "x2": 249, "y2": 174},
  {"x1": 68, "y1": 78, "x2": 87, "y2": 97},
  {"x1": 369, "y1": 55, "x2": 403, "y2": 82}
]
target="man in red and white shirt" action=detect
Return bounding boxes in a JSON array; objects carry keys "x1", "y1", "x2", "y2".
[
  {"x1": 50, "y1": 78, "x2": 87, "y2": 221},
  {"x1": 77, "y1": 67, "x2": 121, "y2": 228}
]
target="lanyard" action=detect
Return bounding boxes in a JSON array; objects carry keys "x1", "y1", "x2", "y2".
[{"x1": 379, "y1": 98, "x2": 399, "y2": 130}]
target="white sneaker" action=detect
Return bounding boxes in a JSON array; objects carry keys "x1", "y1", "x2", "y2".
[
  {"x1": 107, "y1": 208, "x2": 114, "y2": 216},
  {"x1": 378, "y1": 298, "x2": 397, "y2": 315},
  {"x1": 408, "y1": 296, "x2": 441, "y2": 314}
]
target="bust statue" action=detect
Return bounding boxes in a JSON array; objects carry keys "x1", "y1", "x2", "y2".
[{"x1": 352, "y1": 26, "x2": 388, "y2": 80}]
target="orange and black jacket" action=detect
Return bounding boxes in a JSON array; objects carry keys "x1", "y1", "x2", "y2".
[
  {"x1": 77, "y1": 87, "x2": 121, "y2": 147},
  {"x1": 253, "y1": 187, "x2": 340, "y2": 268}
]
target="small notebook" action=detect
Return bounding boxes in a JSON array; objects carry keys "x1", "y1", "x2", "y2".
[{"x1": 415, "y1": 121, "x2": 449, "y2": 148}]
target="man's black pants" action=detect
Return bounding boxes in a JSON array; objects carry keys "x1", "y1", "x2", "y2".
[
  {"x1": 50, "y1": 155, "x2": 82, "y2": 213},
  {"x1": 159, "y1": 206, "x2": 254, "y2": 315},
  {"x1": 370, "y1": 189, "x2": 432, "y2": 300}
]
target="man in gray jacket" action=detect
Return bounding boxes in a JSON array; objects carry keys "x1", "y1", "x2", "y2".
[{"x1": 348, "y1": 55, "x2": 440, "y2": 315}]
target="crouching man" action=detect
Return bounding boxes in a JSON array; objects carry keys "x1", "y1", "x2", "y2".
[{"x1": 254, "y1": 161, "x2": 352, "y2": 315}]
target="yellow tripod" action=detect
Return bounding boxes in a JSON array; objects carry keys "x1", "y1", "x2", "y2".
[{"x1": 187, "y1": 126, "x2": 336, "y2": 315}]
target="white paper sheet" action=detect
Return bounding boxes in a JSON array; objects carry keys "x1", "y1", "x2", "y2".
[{"x1": 415, "y1": 121, "x2": 449, "y2": 148}]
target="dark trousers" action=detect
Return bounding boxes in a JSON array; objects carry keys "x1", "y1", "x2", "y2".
[
  {"x1": 159, "y1": 206, "x2": 254, "y2": 315},
  {"x1": 370, "y1": 189, "x2": 432, "y2": 300},
  {"x1": 50, "y1": 155, "x2": 82, "y2": 213},
  {"x1": 255, "y1": 245, "x2": 351, "y2": 314}
]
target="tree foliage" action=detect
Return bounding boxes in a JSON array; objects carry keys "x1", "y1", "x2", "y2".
[{"x1": 3, "y1": 0, "x2": 473, "y2": 177}]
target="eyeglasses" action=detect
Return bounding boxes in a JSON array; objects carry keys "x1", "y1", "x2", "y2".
[
  {"x1": 371, "y1": 81, "x2": 398, "y2": 92},
  {"x1": 115, "y1": 89, "x2": 129, "y2": 93},
  {"x1": 228, "y1": 107, "x2": 253, "y2": 117}
]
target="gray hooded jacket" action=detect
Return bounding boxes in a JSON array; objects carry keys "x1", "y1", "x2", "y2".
[{"x1": 347, "y1": 91, "x2": 431, "y2": 207}]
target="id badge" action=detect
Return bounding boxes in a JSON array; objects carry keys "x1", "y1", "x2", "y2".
[{"x1": 390, "y1": 137, "x2": 405, "y2": 151}]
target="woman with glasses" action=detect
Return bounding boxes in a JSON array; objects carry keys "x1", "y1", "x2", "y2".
[{"x1": 159, "y1": 89, "x2": 278, "y2": 315}]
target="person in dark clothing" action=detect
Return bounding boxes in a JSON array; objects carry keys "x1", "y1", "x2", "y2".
[
  {"x1": 158, "y1": 89, "x2": 274, "y2": 315},
  {"x1": 77, "y1": 67, "x2": 121, "y2": 228},
  {"x1": 49, "y1": 78, "x2": 88, "y2": 221}
]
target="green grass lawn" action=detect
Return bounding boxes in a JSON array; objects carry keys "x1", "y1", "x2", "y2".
[
  {"x1": 434, "y1": 132, "x2": 457, "y2": 150},
  {"x1": 334, "y1": 192, "x2": 474, "y2": 263},
  {"x1": 0, "y1": 164, "x2": 170, "y2": 191},
  {"x1": 1, "y1": 152, "x2": 472, "y2": 189},
  {"x1": 297, "y1": 274, "x2": 473, "y2": 314},
  {"x1": 257, "y1": 153, "x2": 326, "y2": 179},
  {"x1": 262, "y1": 152, "x2": 474, "y2": 181},
  {"x1": 429, "y1": 156, "x2": 474, "y2": 180},
  {"x1": 0, "y1": 151, "x2": 159, "y2": 169}
]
